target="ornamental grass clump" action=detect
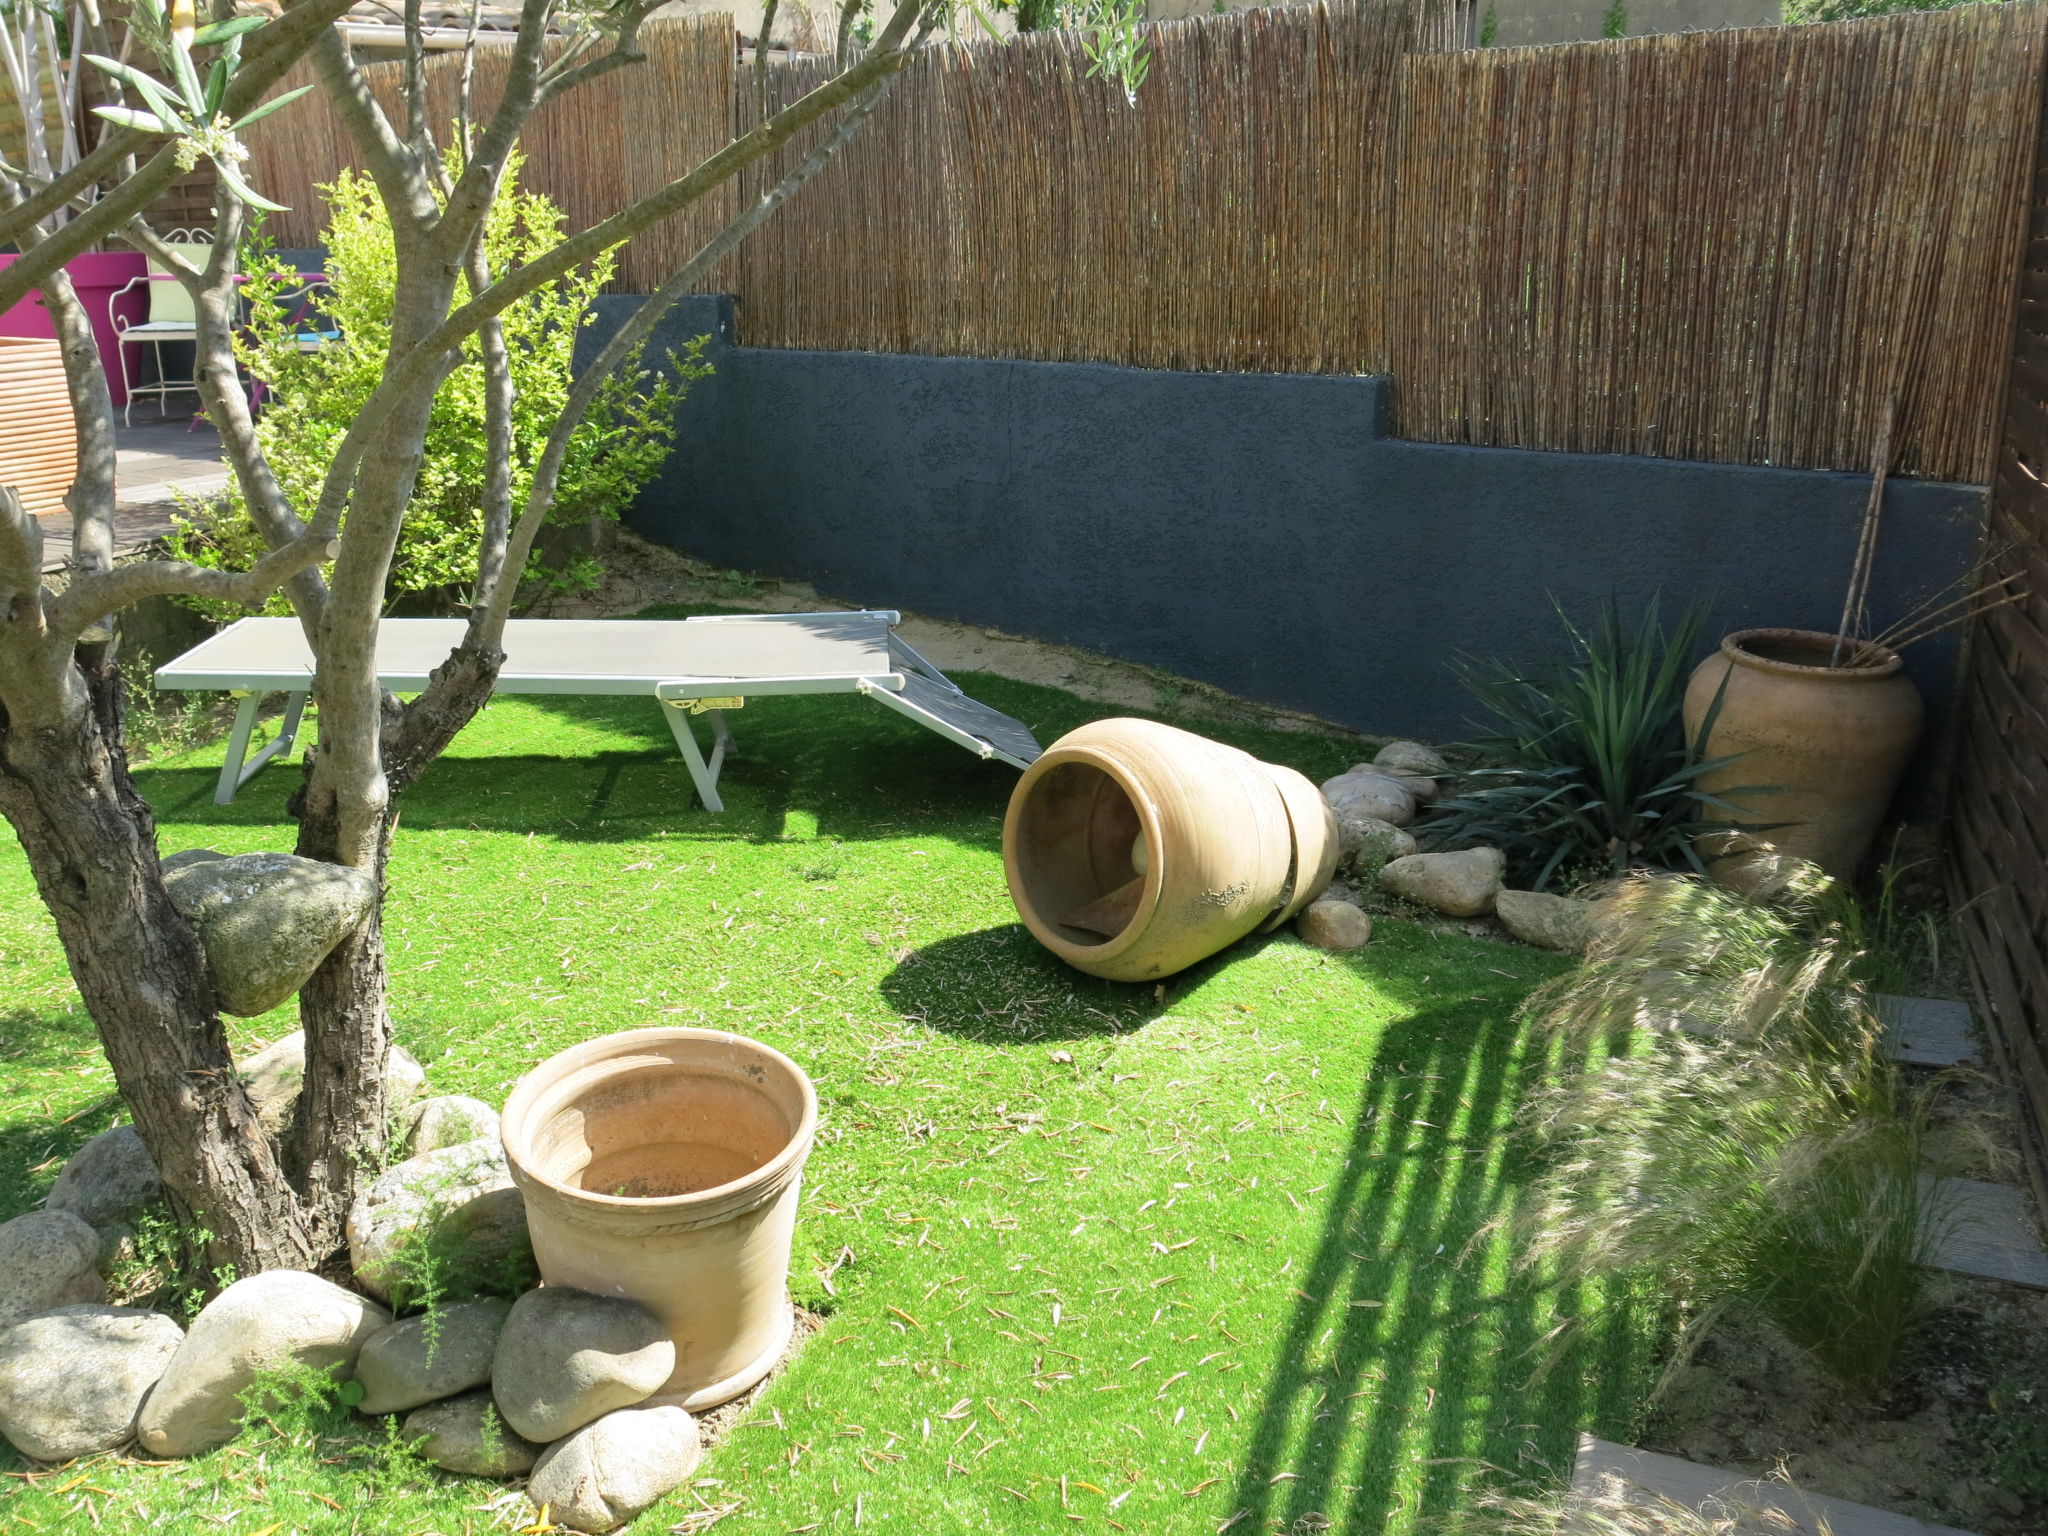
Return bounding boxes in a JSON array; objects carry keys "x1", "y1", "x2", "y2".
[
  {"x1": 1423, "y1": 598, "x2": 1766, "y2": 890},
  {"x1": 1520, "y1": 867, "x2": 1937, "y2": 1397}
]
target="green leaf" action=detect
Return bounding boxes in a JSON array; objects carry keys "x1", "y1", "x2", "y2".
[
  {"x1": 205, "y1": 57, "x2": 229, "y2": 116},
  {"x1": 335, "y1": 1379, "x2": 365, "y2": 1408},
  {"x1": 91, "y1": 105, "x2": 173, "y2": 135},
  {"x1": 166, "y1": 34, "x2": 208, "y2": 115},
  {"x1": 191, "y1": 15, "x2": 268, "y2": 46},
  {"x1": 230, "y1": 85, "x2": 314, "y2": 132},
  {"x1": 214, "y1": 158, "x2": 289, "y2": 213},
  {"x1": 85, "y1": 54, "x2": 188, "y2": 131}
]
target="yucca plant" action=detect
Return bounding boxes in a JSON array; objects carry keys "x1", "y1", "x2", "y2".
[
  {"x1": 1424, "y1": 598, "x2": 1768, "y2": 890},
  {"x1": 1520, "y1": 870, "x2": 1938, "y2": 1397}
]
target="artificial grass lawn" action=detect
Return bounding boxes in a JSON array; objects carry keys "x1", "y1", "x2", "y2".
[{"x1": 0, "y1": 646, "x2": 1654, "y2": 1534}]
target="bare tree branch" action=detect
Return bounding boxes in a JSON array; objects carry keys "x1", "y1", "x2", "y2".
[
  {"x1": 0, "y1": 0, "x2": 360, "y2": 265},
  {"x1": 45, "y1": 535, "x2": 341, "y2": 642},
  {"x1": 0, "y1": 487, "x2": 49, "y2": 631},
  {"x1": 306, "y1": 0, "x2": 927, "y2": 542},
  {"x1": 430, "y1": 0, "x2": 561, "y2": 258},
  {"x1": 308, "y1": 24, "x2": 438, "y2": 229}
]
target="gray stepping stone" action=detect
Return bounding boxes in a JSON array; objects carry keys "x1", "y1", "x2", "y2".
[
  {"x1": 1875, "y1": 995, "x2": 1978, "y2": 1068},
  {"x1": 1574, "y1": 1434, "x2": 1981, "y2": 1536},
  {"x1": 1923, "y1": 1176, "x2": 2048, "y2": 1291}
]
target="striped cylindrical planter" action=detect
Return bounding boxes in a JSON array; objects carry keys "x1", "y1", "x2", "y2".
[{"x1": 0, "y1": 336, "x2": 77, "y2": 517}]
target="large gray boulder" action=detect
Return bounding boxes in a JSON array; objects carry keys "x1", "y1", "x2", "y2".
[
  {"x1": 1380, "y1": 848, "x2": 1507, "y2": 918},
  {"x1": 347, "y1": 1140, "x2": 532, "y2": 1307},
  {"x1": 491, "y1": 1287, "x2": 675, "y2": 1445},
  {"x1": 0, "y1": 1211, "x2": 105, "y2": 1331},
  {"x1": 1296, "y1": 899, "x2": 1372, "y2": 951},
  {"x1": 240, "y1": 1030, "x2": 425, "y2": 1136},
  {"x1": 136, "y1": 1270, "x2": 389, "y2": 1457},
  {"x1": 1320, "y1": 769, "x2": 1419, "y2": 828},
  {"x1": 44, "y1": 1125, "x2": 163, "y2": 1234},
  {"x1": 1495, "y1": 889, "x2": 1600, "y2": 953},
  {"x1": 402, "y1": 1388, "x2": 542, "y2": 1476},
  {"x1": 525, "y1": 1405, "x2": 703, "y2": 1533},
  {"x1": 354, "y1": 1297, "x2": 511, "y2": 1415},
  {"x1": 403, "y1": 1096, "x2": 500, "y2": 1159},
  {"x1": 163, "y1": 851, "x2": 378, "y2": 1016},
  {"x1": 0, "y1": 1305, "x2": 183, "y2": 1461}
]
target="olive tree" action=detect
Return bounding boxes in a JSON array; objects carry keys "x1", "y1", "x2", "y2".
[{"x1": 0, "y1": 0, "x2": 1139, "y2": 1276}]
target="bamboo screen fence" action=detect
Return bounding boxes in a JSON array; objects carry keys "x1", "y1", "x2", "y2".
[
  {"x1": 1953, "y1": 93, "x2": 2048, "y2": 1214},
  {"x1": 236, "y1": 3, "x2": 2047, "y2": 482}
]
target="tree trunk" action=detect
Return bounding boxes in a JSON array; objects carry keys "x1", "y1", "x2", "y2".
[{"x1": 0, "y1": 653, "x2": 317, "y2": 1277}]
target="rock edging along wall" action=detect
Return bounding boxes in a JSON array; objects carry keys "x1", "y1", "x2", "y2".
[{"x1": 585, "y1": 294, "x2": 1985, "y2": 810}]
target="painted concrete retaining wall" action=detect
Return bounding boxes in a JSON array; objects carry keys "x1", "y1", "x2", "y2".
[{"x1": 586, "y1": 294, "x2": 1985, "y2": 805}]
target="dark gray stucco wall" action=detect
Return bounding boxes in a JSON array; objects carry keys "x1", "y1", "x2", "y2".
[{"x1": 584, "y1": 294, "x2": 1985, "y2": 804}]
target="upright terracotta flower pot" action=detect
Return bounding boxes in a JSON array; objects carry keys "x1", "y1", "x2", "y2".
[
  {"x1": 1683, "y1": 627, "x2": 1923, "y2": 888},
  {"x1": 501, "y1": 1027, "x2": 818, "y2": 1411},
  {"x1": 0, "y1": 337, "x2": 78, "y2": 516}
]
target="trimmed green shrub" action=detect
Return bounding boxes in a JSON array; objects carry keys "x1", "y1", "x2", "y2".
[{"x1": 170, "y1": 154, "x2": 701, "y2": 619}]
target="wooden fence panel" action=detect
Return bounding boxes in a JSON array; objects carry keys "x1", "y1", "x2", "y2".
[{"x1": 1954, "y1": 84, "x2": 2048, "y2": 1215}]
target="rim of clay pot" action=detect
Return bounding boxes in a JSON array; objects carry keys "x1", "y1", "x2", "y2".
[
  {"x1": 1720, "y1": 627, "x2": 1904, "y2": 681},
  {"x1": 1007, "y1": 738, "x2": 1167, "y2": 964},
  {"x1": 502, "y1": 1026, "x2": 818, "y2": 1232}
]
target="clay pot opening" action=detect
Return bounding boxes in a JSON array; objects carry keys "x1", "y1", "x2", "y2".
[
  {"x1": 1722, "y1": 627, "x2": 1904, "y2": 680},
  {"x1": 1006, "y1": 759, "x2": 1156, "y2": 947},
  {"x1": 519, "y1": 1065, "x2": 797, "y2": 1205}
]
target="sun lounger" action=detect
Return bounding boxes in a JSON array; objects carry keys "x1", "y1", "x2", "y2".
[{"x1": 154, "y1": 611, "x2": 1043, "y2": 811}]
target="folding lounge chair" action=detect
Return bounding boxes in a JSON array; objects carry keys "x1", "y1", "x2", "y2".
[{"x1": 154, "y1": 611, "x2": 1043, "y2": 811}]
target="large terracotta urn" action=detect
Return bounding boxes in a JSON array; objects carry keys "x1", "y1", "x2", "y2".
[
  {"x1": 501, "y1": 1027, "x2": 818, "y2": 1411},
  {"x1": 0, "y1": 336, "x2": 78, "y2": 516},
  {"x1": 1682, "y1": 627, "x2": 1923, "y2": 888},
  {"x1": 1002, "y1": 718, "x2": 1339, "y2": 981}
]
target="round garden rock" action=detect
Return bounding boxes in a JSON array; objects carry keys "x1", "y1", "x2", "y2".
[
  {"x1": 404, "y1": 1095, "x2": 500, "y2": 1158},
  {"x1": 1320, "y1": 769, "x2": 1418, "y2": 827},
  {"x1": 491, "y1": 1287, "x2": 675, "y2": 1445},
  {"x1": 1336, "y1": 812, "x2": 1418, "y2": 872},
  {"x1": 402, "y1": 1388, "x2": 541, "y2": 1476},
  {"x1": 525, "y1": 1405, "x2": 703, "y2": 1533},
  {"x1": 44, "y1": 1125, "x2": 162, "y2": 1234},
  {"x1": 354, "y1": 1296, "x2": 512, "y2": 1415},
  {"x1": 347, "y1": 1139, "x2": 532, "y2": 1307},
  {"x1": 1379, "y1": 848, "x2": 1506, "y2": 918},
  {"x1": 162, "y1": 851, "x2": 378, "y2": 1017},
  {"x1": 1494, "y1": 889, "x2": 1599, "y2": 953},
  {"x1": 136, "y1": 1270, "x2": 389, "y2": 1457},
  {"x1": 0, "y1": 1304, "x2": 183, "y2": 1461},
  {"x1": 0, "y1": 1210, "x2": 105, "y2": 1331},
  {"x1": 1372, "y1": 740, "x2": 1449, "y2": 778},
  {"x1": 241, "y1": 1030, "x2": 426, "y2": 1135},
  {"x1": 1296, "y1": 899, "x2": 1373, "y2": 951}
]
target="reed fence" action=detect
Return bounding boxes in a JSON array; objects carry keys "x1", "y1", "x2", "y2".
[{"x1": 236, "y1": 3, "x2": 2046, "y2": 483}]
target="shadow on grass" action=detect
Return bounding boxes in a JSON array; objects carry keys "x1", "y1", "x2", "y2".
[
  {"x1": 1223, "y1": 968, "x2": 1655, "y2": 1532},
  {"x1": 0, "y1": 1006, "x2": 123, "y2": 1223}
]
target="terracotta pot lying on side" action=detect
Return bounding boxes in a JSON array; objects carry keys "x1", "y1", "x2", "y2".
[
  {"x1": 1684, "y1": 626, "x2": 1923, "y2": 890},
  {"x1": 1003, "y1": 717, "x2": 1339, "y2": 982},
  {"x1": 502, "y1": 1026, "x2": 818, "y2": 1411}
]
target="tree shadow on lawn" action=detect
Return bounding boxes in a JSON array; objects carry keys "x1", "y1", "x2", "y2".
[
  {"x1": 0, "y1": 1006, "x2": 124, "y2": 1223},
  {"x1": 1224, "y1": 961, "x2": 1656, "y2": 1534}
]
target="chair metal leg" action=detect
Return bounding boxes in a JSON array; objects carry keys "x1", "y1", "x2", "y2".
[
  {"x1": 661, "y1": 700, "x2": 729, "y2": 813},
  {"x1": 213, "y1": 690, "x2": 309, "y2": 804}
]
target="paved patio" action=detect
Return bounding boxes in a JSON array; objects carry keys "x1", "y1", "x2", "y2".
[{"x1": 36, "y1": 417, "x2": 229, "y2": 573}]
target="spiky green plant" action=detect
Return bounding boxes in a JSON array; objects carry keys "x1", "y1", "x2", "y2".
[
  {"x1": 1422, "y1": 598, "x2": 1766, "y2": 890},
  {"x1": 1520, "y1": 869, "x2": 1938, "y2": 1396}
]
